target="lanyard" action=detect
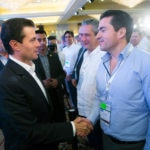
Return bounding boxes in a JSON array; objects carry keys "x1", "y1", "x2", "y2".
[
  {"x1": 104, "y1": 45, "x2": 133, "y2": 100},
  {"x1": 105, "y1": 60, "x2": 123, "y2": 92}
]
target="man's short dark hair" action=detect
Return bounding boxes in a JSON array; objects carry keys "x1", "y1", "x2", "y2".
[
  {"x1": 1, "y1": 18, "x2": 35, "y2": 54},
  {"x1": 100, "y1": 10, "x2": 133, "y2": 42},
  {"x1": 64, "y1": 31, "x2": 74, "y2": 38},
  {"x1": 47, "y1": 36, "x2": 56, "y2": 40},
  {"x1": 35, "y1": 29, "x2": 47, "y2": 36}
]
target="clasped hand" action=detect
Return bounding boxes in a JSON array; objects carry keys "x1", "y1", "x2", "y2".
[{"x1": 73, "y1": 117, "x2": 93, "y2": 137}]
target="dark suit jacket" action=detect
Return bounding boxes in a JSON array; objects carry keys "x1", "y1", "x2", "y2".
[
  {"x1": 0, "y1": 60, "x2": 4, "y2": 72},
  {"x1": 0, "y1": 59, "x2": 73, "y2": 150},
  {"x1": 71, "y1": 47, "x2": 86, "y2": 84},
  {"x1": 34, "y1": 52, "x2": 65, "y2": 88},
  {"x1": 34, "y1": 52, "x2": 66, "y2": 122}
]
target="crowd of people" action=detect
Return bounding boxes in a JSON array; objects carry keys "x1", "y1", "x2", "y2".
[{"x1": 0, "y1": 9, "x2": 150, "y2": 150}]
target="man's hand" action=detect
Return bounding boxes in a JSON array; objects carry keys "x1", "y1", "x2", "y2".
[
  {"x1": 66, "y1": 75, "x2": 71, "y2": 81},
  {"x1": 71, "y1": 79, "x2": 77, "y2": 87},
  {"x1": 48, "y1": 78, "x2": 58, "y2": 88},
  {"x1": 43, "y1": 79, "x2": 51, "y2": 88},
  {"x1": 73, "y1": 117, "x2": 93, "y2": 137},
  {"x1": 43, "y1": 78, "x2": 58, "y2": 88}
]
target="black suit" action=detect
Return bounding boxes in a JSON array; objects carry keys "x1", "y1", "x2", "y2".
[
  {"x1": 34, "y1": 52, "x2": 66, "y2": 122},
  {"x1": 0, "y1": 60, "x2": 4, "y2": 72},
  {"x1": 0, "y1": 59, "x2": 73, "y2": 150},
  {"x1": 71, "y1": 47, "x2": 86, "y2": 84}
]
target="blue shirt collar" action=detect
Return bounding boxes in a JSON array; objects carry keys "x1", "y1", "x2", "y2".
[{"x1": 102, "y1": 43, "x2": 132, "y2": 63}]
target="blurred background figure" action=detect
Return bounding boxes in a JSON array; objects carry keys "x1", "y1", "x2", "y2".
[
  {"x1": 130, "y1": 28, "x2": 150, "y2": 52},
  {"x1": 47, "y1": 35, "x2": 57, "y2": 45},
  {"x1": 34, "y1": 30, "x2": 66, "y2": 124},
  {"x1": 47, "y1": 35, "x2": 65, "y2": 66},
  {"x1": 48, "y1": 43, "x2": 65, "y2": 67},
  {"x1": 62, "y1": 30, "x2": 81, "y2": 111},
  {"x1": 130, "y1": 29, "x2": 142, "y2": 47},
  {"x1": 0, "y1": 20, "x2": 8, "y2": 72},
  {"x1": 0, "y1": 19, "x2": 5, "y2": 150}
]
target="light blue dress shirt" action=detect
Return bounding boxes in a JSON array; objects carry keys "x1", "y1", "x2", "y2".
[{"x1": 88, "y1": 44, "x2": 150, "y2": 150}]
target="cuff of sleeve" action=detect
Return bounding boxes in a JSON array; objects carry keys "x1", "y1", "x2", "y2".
[{"x1": 71, "y1": 121, "x2": 76, "y2": 136}]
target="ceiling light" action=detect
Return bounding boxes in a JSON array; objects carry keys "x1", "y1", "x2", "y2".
[
  {"x1": 74, "y1": 12, "x2": 79, "y2": 15},
  {"x1": 79, "y1": 7, "x2": 85, "y2": 11},
  {"x1": 0, "y1": 0, "x2": 32, "y2": 11},
  {"x1": 87, "y1": 0, "x2": 94, "y2": 3},
  {"x1": 112, "y1": 0, "x2": 144, "y2": 8}
]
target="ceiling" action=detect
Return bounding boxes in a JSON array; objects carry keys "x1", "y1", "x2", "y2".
[{"x1": 0, "y1": 0, "x2": 150, "y2": 26}]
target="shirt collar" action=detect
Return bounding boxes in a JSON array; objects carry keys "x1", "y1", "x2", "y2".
[
  {"x1": 9, "y1": 55, "x2": 35, "y2": 74},
  {"x1": 102, "y1": 43, "x2": 132, "y2": 63}
]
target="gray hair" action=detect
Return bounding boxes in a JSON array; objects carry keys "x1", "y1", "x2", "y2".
[{"x1": 81, "y1": 18, "x2": 99, "y2": 35}]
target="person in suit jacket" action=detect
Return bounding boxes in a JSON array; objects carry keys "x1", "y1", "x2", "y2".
[
  {"x1": 34, "y1": 30, "x2": 66, "y2": 123},
  {"x1": 71, "y1": 47, "x2": 86, "y2": 87},
  {"x1": 0, "y1": 20, "x2": 8, "y2": 72},
  {"x1": 0, "y1": 18, "x2": 93, "y2": 150},
  {"x1": 0, "y1": 19, "x2": 8, "y2": 150},
  {"x1": 0, "y1": 60, "x2": 4, "y2": 71}
]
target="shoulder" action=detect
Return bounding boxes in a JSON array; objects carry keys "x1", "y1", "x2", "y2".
[{"x1": 133, "y1": 48, "x2": 150, "y2": 61}]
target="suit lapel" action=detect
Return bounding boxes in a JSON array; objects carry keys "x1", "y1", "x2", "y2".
[
  {"x1": 0, "y1": 60, "x2": 4, "y2": 71},
  {"x1": 7, "y1": 59, "x2": 50, "y2": 105},
  {"x1": 34, "y1": 57, "x2": 46, "y2": 80}
]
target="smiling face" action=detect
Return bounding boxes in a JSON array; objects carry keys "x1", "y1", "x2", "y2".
[
  {"x1": 130, "y1": 31, "x2": 141, "y2": 47},
  {"x1": 64, "y1": 33, "x2": 74, "y2": 46},
  {"x1": 36, "y1": 33, "x2": 47, "y2": 55},
  {"x1": 79, "y1": 24, "x2": 99, "y2": 51},
  {"x1": 96, "y1": 16, "x2": 120, "y2": 52}
]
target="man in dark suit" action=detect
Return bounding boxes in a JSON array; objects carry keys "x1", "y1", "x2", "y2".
[
  {"x1": 0, "y1": 20, "x2": 8, "y2": 72},
  {"x1": 0, "y1": 59, "x2": 4, "y2": 71},
  {"x1": 34, "y1": 30, "x2": 66, "y2": 122},
  {"x1": 0, "y1": 19, "x2": 5, "y2": 150},
  {"x1": 0, "y1": 18, "x2": 93, "y2": 150}
]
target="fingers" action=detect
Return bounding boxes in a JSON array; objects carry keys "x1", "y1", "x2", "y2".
[
  {"x1": 73, "y1": 117, "x2": 93, "y2": 137},
  {"x1": 71, "y1": 79, "x2": 77, "y2": 87}
]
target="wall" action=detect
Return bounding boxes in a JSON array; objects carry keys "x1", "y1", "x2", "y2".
[{"x1": 43, "y1": 23, "x2": 80, "y2": 40}]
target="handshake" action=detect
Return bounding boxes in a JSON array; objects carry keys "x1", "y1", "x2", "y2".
[{"x1": 73, "y1": 117, "x2": 93, "y2": 137}]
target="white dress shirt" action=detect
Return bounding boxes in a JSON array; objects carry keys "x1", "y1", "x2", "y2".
[
  {"x1": 9, "y1": 55, "x2": 48, "y2": 100},
  {"x1": 77, "y1": 46, "x2": 105, "y2": 117},
  {"x1": 62, "y1": 43, "x2": 81, "y2": 75}
]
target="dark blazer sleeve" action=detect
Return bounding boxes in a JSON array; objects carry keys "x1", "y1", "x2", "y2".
[
  {"x1": 0, "y1": 60, "x2": 73, "y2": 149},
  {"x1": 0, "y1": 60, "x2": 4, "y2": 72},
  {"x1": 48, "y1": 52, "x2": 66, "y2": 85}
]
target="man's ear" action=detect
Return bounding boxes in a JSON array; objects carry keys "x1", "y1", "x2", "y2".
[
  {"x1": 118, "y1": 27, "x2": 126, "y2": 39},
  {"x1": 9, "y1": 40, "x2": 21, "y2": 52}
]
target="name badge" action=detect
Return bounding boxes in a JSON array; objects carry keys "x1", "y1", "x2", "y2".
[
  {"x1": 65, "y1": 60, "x2": 71, "y2": 67},
  {"x1": 100, "y1": 102, "x2": 111, "y2": 126}
]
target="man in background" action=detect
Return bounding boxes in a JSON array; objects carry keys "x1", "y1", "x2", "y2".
[
  {"x1": 0, "y1": 20, "x2": 8, "y2": 71},
  {"x1": 34, "y1": 29, "x2": 66, "y2": 123},
  {"x1": 130, "y1": 28, "x2": 150, "y2": 52},
  {"x1": 0, "y1": 19, "x2": 6, "y2": 150},
  {"x1": 62, "y1": 31, "x2": 81, "y2": 110}
]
